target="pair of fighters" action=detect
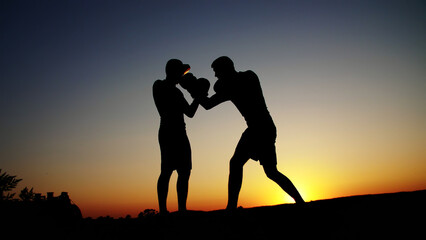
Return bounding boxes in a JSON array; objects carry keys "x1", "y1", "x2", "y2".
[{"x1": 153, "y1": 56, "x2": 304, "y2": 214}]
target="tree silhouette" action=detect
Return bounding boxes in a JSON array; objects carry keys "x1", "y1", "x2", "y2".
[
  {"x1": 19, "y1": 187, "x2": 34, "y2": 202},
  {"x1": 0, "y1": 169, "x2": 22, "y2": 201}
]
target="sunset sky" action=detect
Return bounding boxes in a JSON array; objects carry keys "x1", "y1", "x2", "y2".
[{"x1": 1, "y1": 0, "x2": 425, "y2": 218}]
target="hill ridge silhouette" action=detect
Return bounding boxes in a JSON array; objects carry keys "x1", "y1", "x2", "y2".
[{"x1": 84, "y1": 189, "x2": 426, "y2": 239}]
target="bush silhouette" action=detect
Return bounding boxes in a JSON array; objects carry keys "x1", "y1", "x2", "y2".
[{"x1": 19, "y1": 187, "x2": 34, "y2": 202}]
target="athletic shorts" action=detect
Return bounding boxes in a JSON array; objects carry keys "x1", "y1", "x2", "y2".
[
  {"x1": 234, "y1": 126, "x2": 277, "y2": 166},
  {"x1": 158, "y1": 126, "x2": 192, "y2": 171}
]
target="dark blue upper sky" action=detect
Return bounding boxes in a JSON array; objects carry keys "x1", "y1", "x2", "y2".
[{"x1": 2, "y1": 0, "x2": 425, "y2": 160}]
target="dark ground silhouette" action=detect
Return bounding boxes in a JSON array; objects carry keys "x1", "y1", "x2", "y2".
[{"x1": 3, "y1": 190, "x2": 424, "y2": 239}]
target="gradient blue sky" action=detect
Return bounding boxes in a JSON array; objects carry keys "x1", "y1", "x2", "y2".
[{"x1": 1, "y1": 0, "x2": 425, "y2": 218}]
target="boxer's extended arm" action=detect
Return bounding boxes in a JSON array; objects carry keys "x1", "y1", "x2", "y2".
[{"x1": 199, "y1": 93, "x2": 228, "y2": 110}]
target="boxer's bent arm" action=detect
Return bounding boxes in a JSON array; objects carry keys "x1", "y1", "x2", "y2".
[{"x1": 184, "y1": 98, "x2": 199, "y2": 118}]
